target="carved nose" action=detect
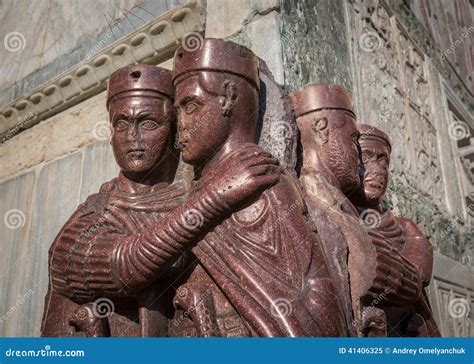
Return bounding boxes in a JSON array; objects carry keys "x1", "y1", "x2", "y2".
[{"x1": 128, "y1": 125, "x2": 141, "y2": 142}]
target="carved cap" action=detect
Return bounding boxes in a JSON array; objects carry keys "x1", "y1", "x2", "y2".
[
  {"x1": 290, "y1": 83, "x2": 355, "y2": 118},
  {"x1": 107, "y1": 64, "x2": 173, "y2": 110},
  {"x1": 172, "y1": 38, "x2": 260, "y2": 90},
  {"x1": 358, "y1": 123, "x2": 392, "y2": 151}
]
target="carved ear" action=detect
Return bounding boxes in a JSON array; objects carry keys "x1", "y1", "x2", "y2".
[
  {"x1": 311, "y1": 117, "x2": 329, "y2": 144},
  {"x1": 219, "y1": 80, "x2": 238, "y2": 117}
]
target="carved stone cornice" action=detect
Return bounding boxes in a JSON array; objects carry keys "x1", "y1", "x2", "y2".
[{"x1": 0, "y1": 1, "x2": 204, "y2": 143}]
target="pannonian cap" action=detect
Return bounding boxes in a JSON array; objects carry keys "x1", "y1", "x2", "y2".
[
  {"x1": 358, "y1": 124, "x2": 391, "y2": 151},
  {"x1": 107, "y1": 64, "x2": 173, "y2": 110},
  {"x1": 172, "y1": 38, "x2": 260, "y2": 90},
  {"x1": 290, "y1": 83, "x2": 355, "y2": 118}
]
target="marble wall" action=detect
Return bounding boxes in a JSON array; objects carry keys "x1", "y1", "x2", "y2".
[
  {"x1": 0, "y1": 0, "x2": 188, "y2": 108},
  {"x1": 0, "y1": 142, "x2": 118, "y2": 336}
]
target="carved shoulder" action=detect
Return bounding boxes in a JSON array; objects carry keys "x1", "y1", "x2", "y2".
[{"x1": 395, "y1": 216, "x2": 433, "y2": 285}]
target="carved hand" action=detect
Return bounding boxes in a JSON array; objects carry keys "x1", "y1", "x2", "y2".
[
  {"x1": 205, "y1": 145, "x2": 283, "y2": 210},
  {"x1": 371, "y1": 235, "x2": 423, "y2": 304}
]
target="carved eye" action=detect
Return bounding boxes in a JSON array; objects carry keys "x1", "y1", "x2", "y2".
[
  {"x1": 379, "y1": 156, "x2": 389, "y2": 167},
  {"x1": 362, "y1": 151, "x2": 375, "y2": 163},
  {"x1": 184, "y1": 101, "x2": 199, "y2": 114},
  {"x1": 114, "y1": 119, "x2": 129, "y2": 131},
  {"x1": 141, "y1": 119, "x2": 159, "y2": 130}
]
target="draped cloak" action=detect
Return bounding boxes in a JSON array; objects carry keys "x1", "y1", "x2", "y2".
[
  {"x1": 299, "y1": 169, "x2": 378, "y2": 336},
  {"x1": 41, "y1": 175, "x2": 187, "y2": 337},
  {"x1": 42, "y1": 170, "x2": 346, "y2": 337},
  {"x1": 184, "y1": 170, "x2": 346, "y2": 337},
  {"x1": 374, "y1": 210, "x2": 441, "y2": 337}
]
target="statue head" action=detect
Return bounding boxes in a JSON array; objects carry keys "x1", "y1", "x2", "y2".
[
  {"x1": 172, "y1": 38, "x2": 260, "y2": 167},
  {"x1": 107, "y1": 64, "x2": 176, "y2": 182},
  {"x1": 353, "y1": 124, "x2": 391, "y2": 208},
  {"x1": 290, "y1": 84, "x2": 360, "y2": 194}
]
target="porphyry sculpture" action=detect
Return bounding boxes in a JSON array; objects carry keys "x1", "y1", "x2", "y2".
[
  {"x1": 40, "y1": 40, "x2": 346, "y2": 337},
  {"x1": 40, "y1": 64, "x2": 282, "y2": 337},
  {"x1": 170, "y1": 38, "x2": 346, "y2": 337},
  {"x1": 290, "y1": 84, "x2": 381, "y2": 336},
  {"x1": 349, "y1": 124, "x2": 441, "y2": 337}
]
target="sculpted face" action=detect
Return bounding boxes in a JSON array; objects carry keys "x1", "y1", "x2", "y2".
[
  {"x1": 359, "y1": 138, "x2": 390, "y2": 205},
  {"x1": 109, "y1": 95, "x2": 174, "y2": 180},
  {"x1": 311, "y1": 109, "x2": 360, "y2": 193},
  {"x1": 174, "y1": 72, "x2": 231, "y2": 166}
]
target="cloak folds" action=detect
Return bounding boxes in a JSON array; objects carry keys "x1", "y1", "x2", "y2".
[
  {"x1": 41, "y1": 176, "x2": 187, "y2": 337},
  {"x1": 192, "y1": 171, "x2": 346, "y2": 337}
]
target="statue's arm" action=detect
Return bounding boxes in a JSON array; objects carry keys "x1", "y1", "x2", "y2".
[
  {"x1": 110, "y1": 186, "x2": 230, "y2": 294},
  {"x1": 368, "y1": 231, "x2": 423, "y2": 305},
  {"x1": 50, "y1": 145, "x2": 280, "y2": 300},
  {"x1": 50, "y1": 187, "x2": 231, "y2": 300},
  {"x1": 396, "y1": 216, "x2": 433, "y2": 286}
]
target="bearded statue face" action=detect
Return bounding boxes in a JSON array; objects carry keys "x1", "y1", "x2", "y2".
[
  {"x1": 311, "y1": 109, "x2": 361, "y2": 194},
  {"x1": 358, "y1": 138, "x2": 390, "y2": 206}
]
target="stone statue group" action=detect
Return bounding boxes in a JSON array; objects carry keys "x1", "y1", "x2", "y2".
[{"x1": 40, "y1": 38, "x2": 440, "y2": 337}]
